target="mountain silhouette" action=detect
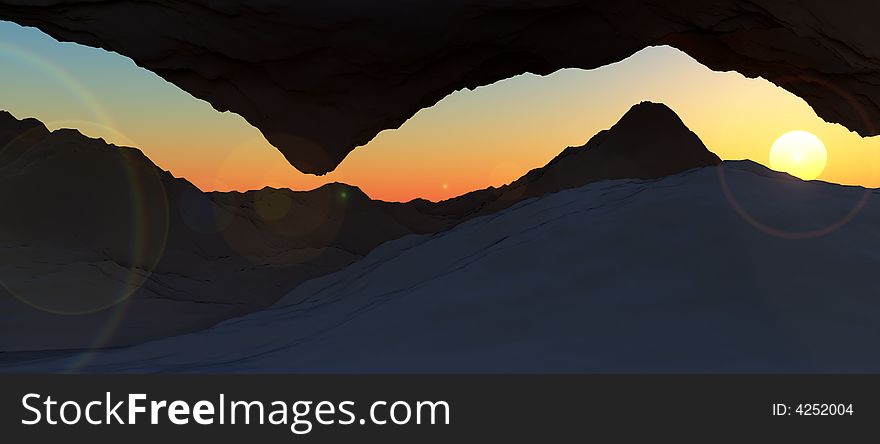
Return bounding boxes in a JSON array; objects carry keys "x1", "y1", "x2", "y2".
[
  {"x1": 0, "y1": 102, "x2": 720, "y2": 351},
  {"x1": 380, "y1": 101, "x2": 720, "y2": 232},
  {"x1": 0, "y1": 110, "x2": 409, "y2": 351}
]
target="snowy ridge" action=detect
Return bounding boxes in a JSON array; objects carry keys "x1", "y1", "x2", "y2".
[{"x1": 4, "y1": 161, "x2": 880, "y2": 372}]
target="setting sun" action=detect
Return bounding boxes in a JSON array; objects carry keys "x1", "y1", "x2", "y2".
[{"x1": 769, "y1": 130, "x2": 828, "y2": 181}]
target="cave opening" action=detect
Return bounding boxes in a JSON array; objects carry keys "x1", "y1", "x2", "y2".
[{"x1": 1, "y1": 20, "x2": 878, "y2": 204}]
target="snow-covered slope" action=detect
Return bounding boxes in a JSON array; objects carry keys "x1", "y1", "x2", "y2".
[{"x1": 4, "y1": 161, "x2": 880, "y2": 372}]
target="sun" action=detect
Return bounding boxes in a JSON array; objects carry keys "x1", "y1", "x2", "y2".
[{"x1": 769, "y1": 130, "x2": 827, "y2": 180}]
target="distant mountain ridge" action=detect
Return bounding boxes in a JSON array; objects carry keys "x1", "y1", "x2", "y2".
[
  {"x1": 379, "y1": 101, "x2": 720, "y2": 233},
  {"x1": 0, "y1": 102, "x2": 720, "y2": 351}
]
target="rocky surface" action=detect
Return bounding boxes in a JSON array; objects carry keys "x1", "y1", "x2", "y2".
[
  {"x1": 381, "y1": 101, "x2": 720, "y2": 233},
  {"x1": 6, "y1": 160, "x2": 880, "y2": 373},
  {"x1": 0, "y1": 102, "x2": 720, "y2": 351},
  {"x1": 0, "y1": 110, "x2": 411, "y2": 351},
  {"x1": 0, "y1": 1, "x2": 878, "y2": 173}
]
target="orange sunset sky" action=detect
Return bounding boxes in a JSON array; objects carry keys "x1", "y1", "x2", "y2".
[{"x1": 1, "y1": 21, "x2": 879, "y2": 202}]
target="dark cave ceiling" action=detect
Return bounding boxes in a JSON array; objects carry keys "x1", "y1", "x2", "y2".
[{"x1": 0, "y1": 0, "x2": 878, "y2": 174}]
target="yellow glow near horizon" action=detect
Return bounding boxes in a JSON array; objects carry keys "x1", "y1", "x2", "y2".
[{"x1": 769, "y1": 131, "x2": 828, "y2": 180}]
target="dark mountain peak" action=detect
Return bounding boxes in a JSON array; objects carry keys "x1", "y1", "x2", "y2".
[
  {"x1": 560, "y1": 101, "x2": 719, "y2": 163},
  {"x1": 0, "y1": 110, "x2": 48, "y2": 134},
  {"x1": 310, "y1": 182, "x2": 368, "y2": 199},
  {"x1": 381, "y1": 102, "x2": 721, "y2": 233},
  {"x1": 617, "y1": 101, "x2": 684, "y2": 126},
  {"x1": 0, "y1": 110, "x2": 49, "y2": 145},
  {"x1": 0, "y1": 110, "x2": 51, "y2": 168},
  {"x1": 527, "y1": 101, "x2": 719, "y2": 187}
]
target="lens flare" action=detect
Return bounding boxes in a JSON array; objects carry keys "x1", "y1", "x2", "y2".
[
  {"x1": 0, "y1": 121, "x2": 170, "y2": 373},
  {"x1": 0, "y1": 42, "x2": 114, "y2": 130}
]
